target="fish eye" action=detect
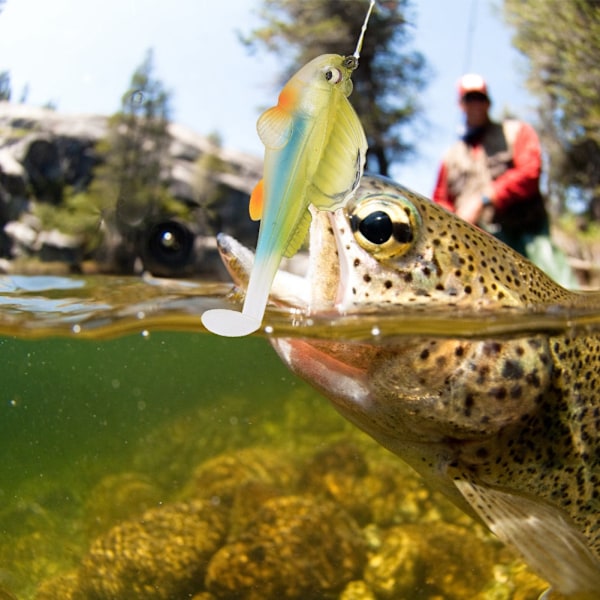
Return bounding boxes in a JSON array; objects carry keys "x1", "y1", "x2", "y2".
[
  {"x1": 324, "y1": 67, "x2": 343, "y2": 84},
  {"x1": 349, "y1": 194, "x2": 420, "y2": 260},
  {"x1": 351, "y1": 210, "x2": 393, "y2": 244}
]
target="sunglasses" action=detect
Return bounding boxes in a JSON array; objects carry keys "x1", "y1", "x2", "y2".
[{"x1": 462, "y1": 92, "x2": 489, "y2": 103}]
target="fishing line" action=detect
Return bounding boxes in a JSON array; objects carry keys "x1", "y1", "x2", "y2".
[
  {"x1": 353, "y1": 0, "x2": 376, "y2": 63},
  {"x1": 462, "y1": 0, "x2": 478, "y2": 73}
]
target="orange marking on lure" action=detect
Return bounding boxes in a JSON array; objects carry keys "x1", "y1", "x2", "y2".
[
  {"x1": 249, "y1": 179, "x2": 264, "y2": 221},
  {"x1": 277, "y1": 85, "x2": 297, "y2": 111}
]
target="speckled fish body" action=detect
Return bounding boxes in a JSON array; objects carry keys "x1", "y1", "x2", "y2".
[{"x1": 216, "y1": 175, "x2": 600, "y2": 598}]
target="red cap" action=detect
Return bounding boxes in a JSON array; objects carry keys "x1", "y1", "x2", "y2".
[{"x1": 457, "y1": 73, "x2": 489, "y2": 100}]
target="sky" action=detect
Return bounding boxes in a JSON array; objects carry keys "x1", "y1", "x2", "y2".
[{"x1": 0, "y1": 0, "x2": 534, "y2": 196}]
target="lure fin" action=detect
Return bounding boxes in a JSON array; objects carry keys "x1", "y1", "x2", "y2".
[
  {"x1": 309, "y1": 100, "x2": 367, "y2": 209},
  {"x1": 256, "y1": 106, "x2": 294, "y2": 150},
  {"x1": 453, "y1": 471, "x2": 600, "y2": 596},
  {"x1": 249, "y1": 179, "x2": 264, "y2": 221},
  {"x1": 283, "y1": 209, "x2": 311, "y2": 258}
]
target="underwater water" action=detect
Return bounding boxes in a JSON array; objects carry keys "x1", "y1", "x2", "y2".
[{"x1": 2, "y1": 274, "x2": 598, "y2": 599}]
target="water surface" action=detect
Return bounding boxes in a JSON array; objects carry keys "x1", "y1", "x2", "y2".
[{"x1": 1, "y1": 274, "x2": 593, "y2": 599}]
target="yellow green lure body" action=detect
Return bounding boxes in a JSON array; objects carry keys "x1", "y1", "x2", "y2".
[{"x1": 202, "y1": 53, "x2": 367, "y2": 336}]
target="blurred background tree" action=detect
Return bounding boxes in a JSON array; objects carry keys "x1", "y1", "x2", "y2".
[
  {"x1": 504, "y1": 0, "x2": 600, "y2": 222},
  {"x1": 91, "y1": 48, "x2": 178, "y2": 230},
  {"x1": 242, "y1": 0, "x2": 429, "y2": 176},
  {"x1": 193, "y1": 132, "x2": 235, "y2": 230},
  {"x1": 37, "y1": 49, "x2": 184, "y2": 267},
  {"x1": 0, "y1": 70, "x2": 11, "y2": 101}
]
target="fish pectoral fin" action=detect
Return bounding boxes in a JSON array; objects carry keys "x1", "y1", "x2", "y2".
[
  {"x1": 283, "y1": 209, "x2": 311, "y2": 258},
  {"x1": 309, "y1": 100, "x2": 367, "y2": 209},
  {"x1": 453, "y1": 471, "x2": 600, "y2": 596},
  {"x1": 256, "y1": 106, "x2": 293, "y2": 150},
  {"x1": 249, "y1": 179, "x2": 264, "y2": 221}
]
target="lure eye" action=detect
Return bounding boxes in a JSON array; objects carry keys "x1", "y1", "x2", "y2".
[
  {"x1": 349, "y1": 193, "x2": 420, "y2": 260},
  {"x1": 324, "y1": 67, "x2": 343, "y2": 84}
]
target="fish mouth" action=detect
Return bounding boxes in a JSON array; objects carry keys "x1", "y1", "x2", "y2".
[
  {"x1": 304, "y1": 207, "x2": 347, "y2": 313},
  {"x1": 214, "y1": 232, "x2": 312, "y2": 311},
  {"x1": 215, "y1": 176, "x2": 400, "y2": 318},
  {"x1": 214, "y1": 205, "x2": 351, "y2": 317}
]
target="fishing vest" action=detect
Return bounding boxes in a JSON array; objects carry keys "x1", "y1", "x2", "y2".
[{"x1": 444, "y1": 120, "x2": 547, "y2": 233}]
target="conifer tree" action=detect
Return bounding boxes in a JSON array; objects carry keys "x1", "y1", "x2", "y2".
[{"x1": 504, "y1": 0, "x2": 600, "y2": 219}]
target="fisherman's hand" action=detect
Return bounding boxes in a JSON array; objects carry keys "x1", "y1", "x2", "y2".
[{"x1": 456, "y1": 195, "x2": 484, "y2": 224}]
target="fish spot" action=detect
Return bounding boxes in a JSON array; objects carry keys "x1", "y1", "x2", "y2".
[
  {"x1": 510, "y1": 385, "x2": 523, "y2": 399},
  {"x1": 476, "y1": 446, "x2": 489, "y2": 459},
  {"x1": 464, "y1": 394, "x2": 475, "y2": 416},
  {"x1": 489, "y1": 386, "x2": 507, "y2": 401},
  {"x1": 525, "y1": 372, "x2": 541, "y2": 388},
  {"x1": 502, "y1": 359, "x2": 524, "y2": 380},
  {"x1": 483, "y1": 342, "x2": 502, "y2": 355}
]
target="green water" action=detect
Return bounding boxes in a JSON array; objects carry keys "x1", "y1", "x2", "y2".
[
  {"x1": 0, "y1": 329, "x2": 309, "y2": 597},
  {"x1": 0, "y1": 274, "x2": 586, "y2": 599},
  {"x1": 0, "y1": 333, "x2": 290, "y2": 488}
]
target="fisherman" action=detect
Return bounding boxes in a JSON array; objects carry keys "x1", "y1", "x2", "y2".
[{"x1": 432, "y1": 73, "x2": 577, "y2": 288}]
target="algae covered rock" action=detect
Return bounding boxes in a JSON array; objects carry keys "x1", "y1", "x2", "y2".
[
  {"x1": 34, "y1": 572, "x2": 82, "y2": 600},
  {"x1": 205, "y1": 495, "x2": 366, "y2": 600},
  {"x1": 339, "y1": 579, "x2": 377, "y2": 600},
  {"x1": 78, "y1": 499, "x2": 227, "y2": 600},
  {"x1": 364, "y1": 521, "x2": 497, "y2": 599},
  {"x1": 300, "y1": 440, "x2": 443, "y2": 527},
  {"x1": 184, "y1": 446, "x2": 298, "y2": 506},
  {"x1": 84, "y1": 471, "x2": 165, "y2": 535}
]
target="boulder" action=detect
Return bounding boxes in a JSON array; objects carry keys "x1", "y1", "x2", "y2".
[{"x1": 0, "y1": 102, "x2": 262, "y2": 276}]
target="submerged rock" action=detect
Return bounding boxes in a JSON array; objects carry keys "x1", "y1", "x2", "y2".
[
  {"x1": 205, "y1": 495, "x2": 366, "y2": 600},
  {"x1": 78, "y1": 499, "x2": 227, "y2": 600},
  {"x1": 28, "y1": 428, "x2": 547, "y2": 600},
  {"x1": 83, "y1": 471, "x2": 165, "y2": 536},
  {"x1": 364, "y1": 522, "x2": 498, "y2": 599},
  {"x1": 34, "y1": 572, "x2": 81, "y2": 600},
  {"x1": 339, "y1": 580, "x2": 377, "y2": 600},
  {"x1": 184, "y1": 446, "x2": 298, "y2": 507}
]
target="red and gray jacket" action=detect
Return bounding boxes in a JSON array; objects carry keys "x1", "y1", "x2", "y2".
[{"x1": 432, "y1": 119, "x2": 546, "y2": 232}]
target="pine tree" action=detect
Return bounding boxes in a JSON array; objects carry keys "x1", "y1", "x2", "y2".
[
  {"x1": 0, "y1": 71, "x2": 11, "y2": 101},
  {"x1": 96, "y1": 49, "x2": 174, "y2": 231},
  {"x1": 504, "y1": 0, "x2": 600, "y2": 219}
]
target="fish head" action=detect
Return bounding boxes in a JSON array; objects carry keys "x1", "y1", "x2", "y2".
[
  {"x1": 306, "y1": 175, "x2": 568, "y2": 313},
  {"x1": 218, "y1": 175, "x2": 559, "y2": 448},
  {"x1": 216, "y1": 175, "x2": 600, "y2": 594}
]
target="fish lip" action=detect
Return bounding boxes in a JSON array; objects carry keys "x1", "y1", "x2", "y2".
[{"x1": 328, "y1": 210, "x2": 349, "y2": 309}]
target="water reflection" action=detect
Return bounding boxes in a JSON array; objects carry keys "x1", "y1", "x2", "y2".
[{"x1": 0, "y1": 274, "x2": 598, "y2": 341}]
